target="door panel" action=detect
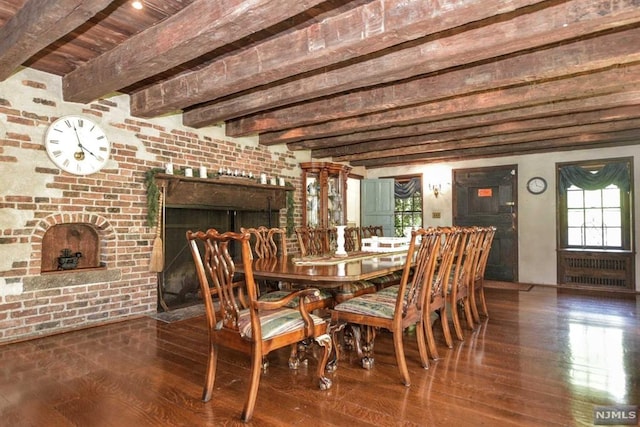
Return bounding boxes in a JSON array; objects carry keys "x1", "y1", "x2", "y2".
[
  {"x1": 361, "y1": 178, "x2": 395, "y2": 237},
  {"x1": 453, "y1": 166, "x2": 518, "y2": 282}
]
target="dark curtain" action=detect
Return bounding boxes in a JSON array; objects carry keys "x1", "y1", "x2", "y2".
[
  {"x1": 394, "y1": 177, "x2": 422, "y2": 199},
  {"x1": 559, "y1": 161, "x2": 630, "y2": 194}
]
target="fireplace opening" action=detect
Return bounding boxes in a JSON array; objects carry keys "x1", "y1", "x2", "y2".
[{"x1": 160, "y1": 207, "x2": 277, "y2": 310}]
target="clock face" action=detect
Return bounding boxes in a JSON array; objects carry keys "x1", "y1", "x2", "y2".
[
  {"x1": 44, "y1": 115, "x2": 110, "y2": 175},
  {"x1": 526, "y1": 177, "x2": 547, "y2": 194}
]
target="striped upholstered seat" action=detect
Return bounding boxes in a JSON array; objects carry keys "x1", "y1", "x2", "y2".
[{"x1": 233, "y1": 305, "x2": 326, "y2": 339}]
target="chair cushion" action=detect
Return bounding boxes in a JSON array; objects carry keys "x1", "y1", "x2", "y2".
[
  {"x1": 333, "y1": 291, "x2": 398, "y2": 319},
  {"x1": 258, "y1": 289, "x2": 333, "y2": 308},
  {"x1": 368, "y1": 271, "x2": 404, "y2": 287},
  {"x1": 377, "y1": 284, "x2": 399, "y2": 296},
  {"x1": 225, "y1": 307, "x2": 325, "y2": 340},
  {"x1": 331, "y1": 280, "x2": 376, "y2": 302}
]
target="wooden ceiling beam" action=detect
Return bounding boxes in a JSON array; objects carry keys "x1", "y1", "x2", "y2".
[
  {"x1": 354, "y1": 129, "x2": 640, "y2": 168},
  {"x1": 335, "y1": 118, "x2": 640, "y2": 163},
  {"x1": 312, "y1": 102, "x2": 640, "y2": 158},
  {"x1": 0, "y1": 0, "x2": 112, "y2": 81},
  {"x1": 63, "y1": 0, "x2": 330, "y2": 104},
  {"x1": 225, "y1": 25, "x2": 640, "y2": 136},
  {"x1": 187, "y1": 0, "x2": 640, "y2": 128},
  {"x1": 264, "y1": 63, "x2": 640, "y2": 147},
  {"x1": 131, "y1": 0, "x2": 542, "y2": 120}
]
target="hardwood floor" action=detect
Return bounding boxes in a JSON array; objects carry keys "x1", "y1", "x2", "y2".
[{"x1": 1, "y1": 286, "x2": 638, "y2": 426}]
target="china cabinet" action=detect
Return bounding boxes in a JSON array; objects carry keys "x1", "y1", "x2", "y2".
[{"x1": 301, "y1": 162, "x2": 351, "y2": 228}]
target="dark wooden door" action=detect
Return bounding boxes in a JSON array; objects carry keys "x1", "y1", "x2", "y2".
[{"x1": 453, "y1": 166, "x2": 518, "y2": 282}]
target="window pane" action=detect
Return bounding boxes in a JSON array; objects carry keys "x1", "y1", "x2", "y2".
[
  {"x1": 604, "y1": 227, "x2": 622, "y2": 247},
  {"x1": 567, "y1": 190, "x2": 584, "y2": 208},
  {"x1": 567, "y1": 210, "x2": 583, "y2": 227},
  {"x1": 602, "y1": 187, "x2": 620, "y2": 207},
  {"x1": 568, "y1": 227, "x2": 583, "y2": 246},
  {"x1": 584, "y1": 226, "x2": 603, "y2": 246},
  {"x1": 603, "y1": 208, "x2": 621, "y2": 227},
  {"x1": 584, "y1": 208, "x2": 602, "y2": 227},
  {"x1": 584, "y1": 190, "x2": 602, "y2": 208}
]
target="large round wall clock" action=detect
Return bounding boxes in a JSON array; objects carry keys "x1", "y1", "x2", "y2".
[{"x1": 44, "y1": 115, "x2": 110, "y2": 175}]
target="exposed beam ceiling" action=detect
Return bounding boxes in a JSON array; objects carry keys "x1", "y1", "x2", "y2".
[{"x1": 1, "y1": 0, "x2": 639, "y2": 169}]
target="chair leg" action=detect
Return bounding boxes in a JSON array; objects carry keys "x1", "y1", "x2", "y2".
[
  {"x1": 424, "y1": 314, "x2": 440, "y2": 360},
  {"x1": 415, "y1": 320, "x2": 430, "y2": 369},
  {"x1": 315, "y1": 333, "x2": 333, "y2": 391},
  {"x1": 439, "y1": 307, "x2": 453, "y2": 348},
  {"x1": 202, "y1": 342, "x2": 218, "y2": 402},
  {"x1": 241, "y1": 346, "x2": 263, "y2": 422},
  {"x1": 470, "y1": 286, "x2": 481, "y2": 323},
  {"x1": 451, "y1": 300, "x2": 465, "y2": 341},
  {"x1": 393, "y1": 328, "x2": 411, "y2": 386},
  {"x1": 478, "y1": 282, "x2": 489, "y2": 318},
  {"x1": 462, "y1": 297, "x2": 474, "y2": 330}
]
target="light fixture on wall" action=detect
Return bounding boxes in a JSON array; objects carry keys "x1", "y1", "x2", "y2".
[
  {"x1": 427, "y1": 180, "x2": 450, "y2": 198},
  {"x1": 429, "y1": 183, "x2": 442, "y2": 198}
]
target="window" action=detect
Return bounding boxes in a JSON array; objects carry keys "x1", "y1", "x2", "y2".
[
  {"x1": 394, "y1": 177, "x2": 423, "y2": 237},
  {"x1": 558, "y1": 159, "x2": 632, "y2": 250}
]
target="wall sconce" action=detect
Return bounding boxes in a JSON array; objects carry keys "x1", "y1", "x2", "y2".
[{"x1": 429, "y1": 183, "x2": 442, "y2": 198}]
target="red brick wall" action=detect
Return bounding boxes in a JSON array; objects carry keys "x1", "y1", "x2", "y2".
[{"x1": 0, "y1": 68, "x2": 301, "y2": 343}]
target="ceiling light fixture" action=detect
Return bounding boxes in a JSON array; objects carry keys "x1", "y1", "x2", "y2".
[{"x1": 132, "y1": 1, "x2": 143, "y2": 10}]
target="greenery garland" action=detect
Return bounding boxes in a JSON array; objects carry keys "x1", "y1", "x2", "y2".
[
  {"x1": 144, "y1": 168, "x2": 164, "y2": 227},
  {"x1": 286, "y1": 182, "x2": 295, "y2": 237}
]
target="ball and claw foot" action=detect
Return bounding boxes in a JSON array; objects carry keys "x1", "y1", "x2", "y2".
[
  {"x1": 319, "y1": 377, "x2": 333, "y2": 390},
  {"x1": 361, "y1": 357, "x2": 374, "y2": 370}
]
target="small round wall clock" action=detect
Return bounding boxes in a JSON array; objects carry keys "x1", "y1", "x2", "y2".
[
  {"x1": 44, "y1": 115, "x2": 110, "y2": 175},
  {"x1": 526, "y1": 176, "x2": 547, "y2": 194}
]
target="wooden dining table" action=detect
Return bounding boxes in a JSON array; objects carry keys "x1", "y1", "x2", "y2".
[{"x1": 235, "y1": 251, "x2": 410, "y2": 287}]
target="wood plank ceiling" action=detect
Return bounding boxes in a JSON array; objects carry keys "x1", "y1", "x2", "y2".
[{"x1": 1, "y1": 0, "x2": 640, "y2": 169}]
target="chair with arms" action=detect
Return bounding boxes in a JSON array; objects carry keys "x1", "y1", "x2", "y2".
[
  {"x1": 186, "y1": 228, "x2": 332, "y2": 422},
  {"x1": 470, "y1": 226, "x2": 496, "y2": 322},
  {"x1": 330, "y1": 228, "x2": 441, "y2": 386},
  {"x1": 242, "y1": 226, "x2": 334, "y2": 311}
]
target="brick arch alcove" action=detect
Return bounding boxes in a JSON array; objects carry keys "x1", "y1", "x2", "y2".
[{"x1": 31, "y1": 213, "x2": 117, "y2": 274}]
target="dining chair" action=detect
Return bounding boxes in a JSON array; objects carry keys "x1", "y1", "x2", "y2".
[
  {"x1": 344, "y1": 226, "x2": 361, "y2": 252},
  {"x1": 470, "y1": 226, "x2": 496, "y2": 322},
  {"x1": 295, "y1": 226, "x2": 328, "y2": 256},
  {"x1": 446, "y1": 227, "x2": 479, "y2": 340},
  {"x1": 423, "y1": 227, "x2": 460, "y2": 359},
  {"x1": 361, "y1": 225, "x2": 384, "y2": 239},
  {"x1": 330, "y1": 227, "x2": 442, "y2": 386},
  {"x1": 186, "y1": 228, "x2": 332, "y2": 422},
  {"x1": 241, "y1": 226, "x2": 334, "y2": 312}
]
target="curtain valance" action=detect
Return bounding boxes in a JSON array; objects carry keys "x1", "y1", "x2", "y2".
[
  {"x1": 558, "y1": 161, "x2": 630, "y2": 194},
  {"x1": 394, "y1": 177, "x2": 422, "y2": 199}
]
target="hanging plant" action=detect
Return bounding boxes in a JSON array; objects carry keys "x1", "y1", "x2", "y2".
[
  {"x1": 144, "y1": 168, "x2": 164, "y2": 227},
  {"x1": 286, "y1": 182, "x2": 295, "y2": 237}
]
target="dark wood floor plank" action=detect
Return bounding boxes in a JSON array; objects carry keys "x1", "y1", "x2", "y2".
[{"x1": 0, "y1": 286, "x2": 637, "y2": 426}]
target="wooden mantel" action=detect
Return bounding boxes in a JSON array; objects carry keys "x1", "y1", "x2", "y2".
[{"x1": 153, "y1": 173, "x2": 293, "y2": 211}]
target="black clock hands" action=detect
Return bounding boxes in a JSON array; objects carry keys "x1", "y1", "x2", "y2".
[{"x1": 72, "y1": 125, "x2": 100, "y2": 160}]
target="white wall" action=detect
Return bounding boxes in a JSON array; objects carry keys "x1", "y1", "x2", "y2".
[{"x1": 366, "y1": 147, "x2": 640, "y2": 291}]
